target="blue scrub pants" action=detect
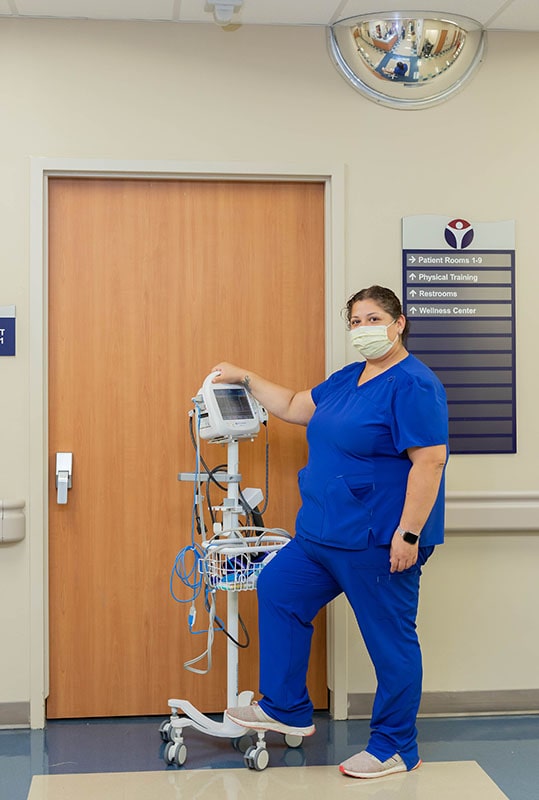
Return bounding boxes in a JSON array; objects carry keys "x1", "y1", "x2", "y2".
[{"x1": 256, "y1": 533, "x2": 434, "y2": 770}]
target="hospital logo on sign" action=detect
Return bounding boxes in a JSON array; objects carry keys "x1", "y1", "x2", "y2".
[{"x1": 444, "y1": 218, "x2": 474, "y2": 249}]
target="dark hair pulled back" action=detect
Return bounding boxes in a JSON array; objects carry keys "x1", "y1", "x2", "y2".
[{"x1": 344, "y1": 285, "x2": 410, "y2": 343}]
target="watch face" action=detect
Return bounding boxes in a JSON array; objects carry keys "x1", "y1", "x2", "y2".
[{"x1": 402, "y1": 531, "x2": 419, "y2": 544}]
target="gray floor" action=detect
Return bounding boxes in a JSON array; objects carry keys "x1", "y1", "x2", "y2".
[{"x1": 1, "y1": 713, "x2": 538, "y2": 800}]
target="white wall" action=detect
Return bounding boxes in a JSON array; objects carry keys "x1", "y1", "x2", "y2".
[
  {"x1": 0, "y1": 19, "x2": 538, "y2": 723},
  {"x1": 348, "y1": 534, "x2": 539, "y2": 697}
]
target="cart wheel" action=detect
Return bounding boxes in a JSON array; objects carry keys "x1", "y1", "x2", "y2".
[
  {"x1": 158, "y1": 719, "x2": 172, "y2": 742},
  {"x1": 164, "y1": 741, "x2": 187, "y2": 767},
  {"x1": 175, "y1": 743, "x2": 187, "y2": 766},
  {"x1": 164, "y1": 741, "x2": 175, "y2": 764},
  {"x1": 284, "y1": 733, "x2": 303, "y2": 748},
  {"x1": 244, "y1": 745, "x2": 270, "y2": 771}
]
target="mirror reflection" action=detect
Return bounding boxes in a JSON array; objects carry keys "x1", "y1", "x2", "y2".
[
  {"x1": 328, "y1": 14, "x2": 485, "y2": 109},
  {"x1": 354, "y1": 17, "x2": 467, "y2": 85}
]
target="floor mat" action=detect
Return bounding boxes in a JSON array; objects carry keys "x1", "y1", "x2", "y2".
[{"x1": 28, "y1": 761, "x2": 509, "y2": 799}]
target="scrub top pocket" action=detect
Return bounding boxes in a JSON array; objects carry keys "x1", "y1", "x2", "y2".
[{"x1": 319, "y1": 474, "x2": 374, "y2": 548}]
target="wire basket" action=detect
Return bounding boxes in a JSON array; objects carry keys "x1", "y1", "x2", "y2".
[{"x1": 201, "y1": 530, "x2": 290, "y2": 592}]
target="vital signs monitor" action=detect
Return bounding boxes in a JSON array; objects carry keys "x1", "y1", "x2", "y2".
[{"x1": 196, "y1": 372, "x2": 264, "y2": 441}]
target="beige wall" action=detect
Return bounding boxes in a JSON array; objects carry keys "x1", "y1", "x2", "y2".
[{"x1": 0, "y1": 19, "x2": 538, "y2": 723}]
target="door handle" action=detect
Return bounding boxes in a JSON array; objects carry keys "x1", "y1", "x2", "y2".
[{"x1": 55, "y1": 453, "x2": 73, "y2": 504}]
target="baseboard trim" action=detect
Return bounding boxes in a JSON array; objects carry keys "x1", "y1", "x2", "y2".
[
  {"x1": 0, "y1": 702, "x2": 30, "y2": 727},
  {"x1": 346, "y1": 689, "x2": 539, "y2": 718},
  {"x1": 5, "y1": 693, "x2": 538, "y2": 726}
]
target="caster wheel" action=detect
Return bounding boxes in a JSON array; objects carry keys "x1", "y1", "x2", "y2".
[
  {"x1": 158, "y1": 720, "x2": 173, "y2": 742},
  {"x1": 164, "y1": 741, "x2": 175, "y2": 765},
  {"x1": 232, "y1": 734, "x2": 254, "y2": 753},
  {"x1": 244, "y1": 745, "x2": 270, "y2": 771},
  {"x1": 164, "y1": 741, "x2": 187, "y2": 767},
  {"x1": 284, "y1": 733, "x2": 303, "y2": 748}
]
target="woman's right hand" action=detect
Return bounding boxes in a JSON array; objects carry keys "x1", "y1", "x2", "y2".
[
  {"x1": 209, "y1": 362, "x2": 315, "y2": 426},
  {"x1": 210, "y1": 362, "x2": 247, "y2": 385}
]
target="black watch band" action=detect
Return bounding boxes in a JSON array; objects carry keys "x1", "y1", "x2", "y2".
[{"x1": 397, "y1": 525, "x2": 419, "y2": 545}]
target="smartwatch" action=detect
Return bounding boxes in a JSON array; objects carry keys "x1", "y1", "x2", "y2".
[{"x1": 397, "y1": 525, "x2": 419, "y2": 545}]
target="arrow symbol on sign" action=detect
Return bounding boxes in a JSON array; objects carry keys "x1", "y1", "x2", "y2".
[
  {"x1": 409, "y1": 306, "x2": 417, "y2": 314},
  {"x1": 409, "y1": 256, "x2": 416, "y2": 264},
  {"x1": 409, "y1": 272, "x2": 416, "y2": 280},
  {"x1": 409, "y1": 289, "x2": 417, "y2": 297}
]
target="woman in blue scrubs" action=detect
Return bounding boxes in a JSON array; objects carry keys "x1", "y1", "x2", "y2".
[{"x1": 213, "y1": 285, "x2": 449, "y2": 779}]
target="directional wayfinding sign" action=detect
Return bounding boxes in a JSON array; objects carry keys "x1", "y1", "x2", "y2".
[
  {"x1": 0, "y1": 305, "x2": 16, "y2": 357},
  {"x1": 402, "y1": 216, "x2": 515, "y2": 454}
]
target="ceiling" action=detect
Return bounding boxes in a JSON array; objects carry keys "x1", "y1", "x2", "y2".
[{"x1": 0, "y1": 0, "x2": 538, "y2": 31}]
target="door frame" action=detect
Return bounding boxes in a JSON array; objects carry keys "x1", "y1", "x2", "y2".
[{"x1": 29, "y1": 157, "x2": 348, "y2": 728}]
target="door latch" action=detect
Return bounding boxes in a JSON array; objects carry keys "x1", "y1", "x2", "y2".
[{"x1": 55, "y1": 453, "x2": 73, "y2": 504}]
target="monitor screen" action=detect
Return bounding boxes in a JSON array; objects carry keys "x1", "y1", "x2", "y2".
[{"x1": 214, "y1": 388, "x2": 255, "y2": 420}]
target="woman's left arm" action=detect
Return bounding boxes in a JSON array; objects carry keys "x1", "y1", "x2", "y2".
[{"x1": 389, "y1": 444, "x2": 447, "y2": 573}]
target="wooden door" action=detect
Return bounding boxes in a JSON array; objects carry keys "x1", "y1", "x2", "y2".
[{"x1": 47, "y1": 177, "x2": 327, "y2": 718}]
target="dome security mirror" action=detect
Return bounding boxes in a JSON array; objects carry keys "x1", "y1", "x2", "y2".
[{"x1": 328, "y1": 13, "x2": 486, "y2": 109}]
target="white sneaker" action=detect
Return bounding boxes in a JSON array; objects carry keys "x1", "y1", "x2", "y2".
[
  {"x1": 339, "y1": 750, "x2": 421, "y2": 779},
  {"x1": 225, "y1": 702, "x2": 315, "y2": 737}
]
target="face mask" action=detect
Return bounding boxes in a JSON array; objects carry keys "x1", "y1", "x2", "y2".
[{"x1": 349, "y1": 319, "x2": 398, "y2": 359}]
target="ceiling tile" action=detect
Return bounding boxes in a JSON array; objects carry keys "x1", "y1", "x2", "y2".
[
  {"x1": 488, "y1": 0, "x2": 539, "y2": 30},
  {"x1": 180, "y1": 0, "x2": 340, "y2": 25},
  {"x1": 2, "y1": 0, "x2": 539, "y2": 30},
  {"x1": 15, "y1": 0, "x2": 175, "y2": 21},
  {"x1": 337, "y1": 0, "x2": 513, "y2": 26}
]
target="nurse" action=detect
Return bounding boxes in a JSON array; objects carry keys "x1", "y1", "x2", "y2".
[{"x1": 212, "y1": 285, "x2": 449, "y2": 779}]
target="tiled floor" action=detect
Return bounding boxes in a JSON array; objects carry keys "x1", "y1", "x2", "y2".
[{"x1": 1, "y1": 713, "x2": 538, "y2": 800}]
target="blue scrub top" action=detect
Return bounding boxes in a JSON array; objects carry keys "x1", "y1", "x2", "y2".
[{"x1": 295, "y1": 354, "x2": 449, "y2": 549}]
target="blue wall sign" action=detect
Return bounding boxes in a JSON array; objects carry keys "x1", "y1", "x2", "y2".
[
  {"x1": 0, "y1": 306, "x2": 16, "y2": 357},
  {"x1": 402, "y1": 217, "x2": 515, "y2": 455}
]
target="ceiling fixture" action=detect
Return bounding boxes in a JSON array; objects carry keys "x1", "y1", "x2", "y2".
[
  {"x1": 206, "y1": 0, "x2": 243, "y2": 27},
  {"x1": 328, "y1": 13, "x2": 486, "y2": 109}
]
